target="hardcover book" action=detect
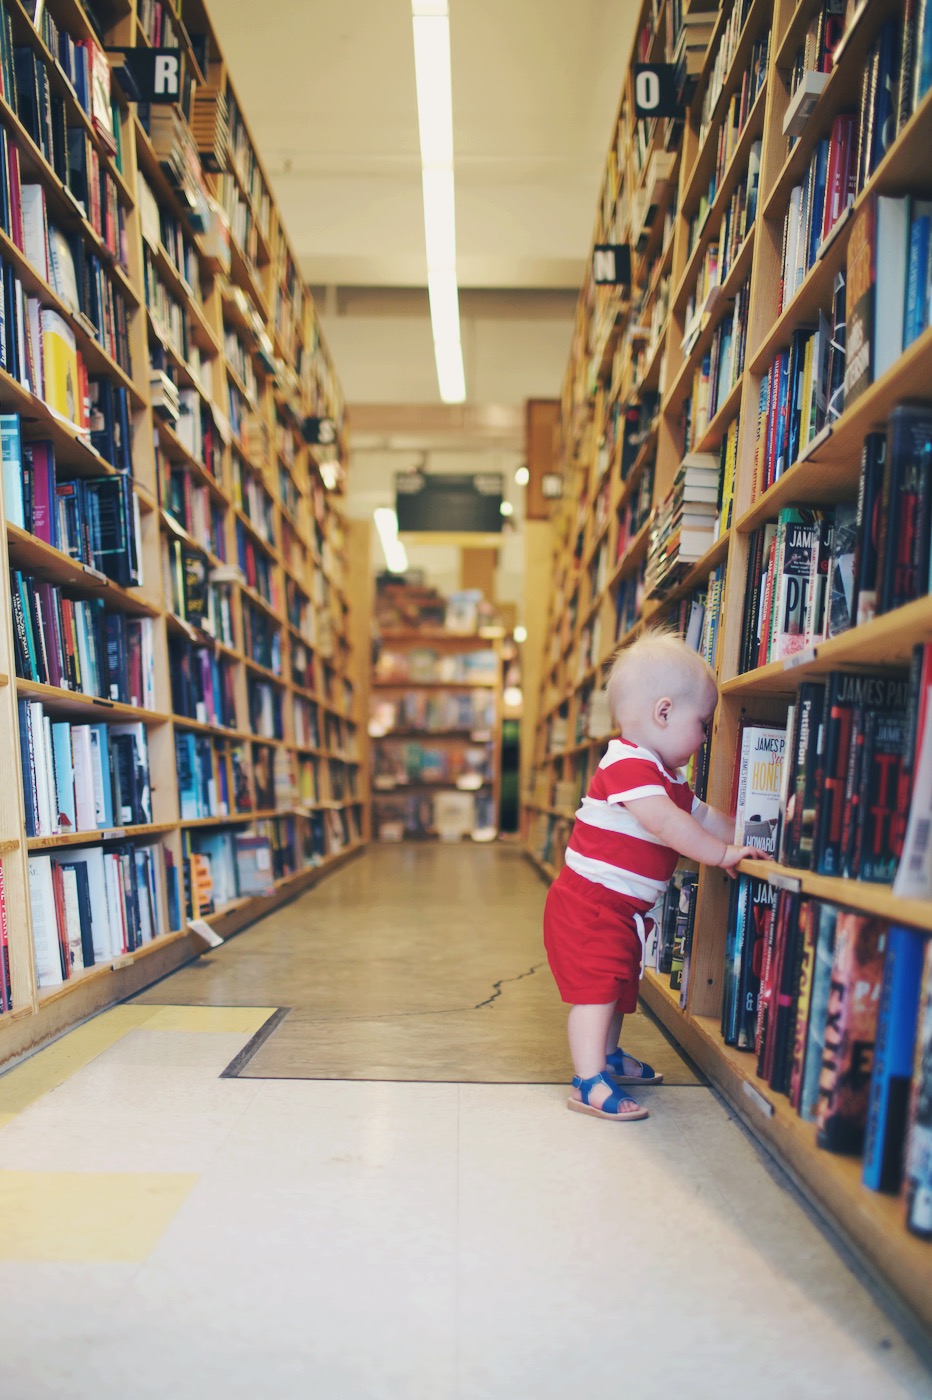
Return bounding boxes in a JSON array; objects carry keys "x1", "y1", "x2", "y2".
[
  {"x1": 816, "y1": 911, "x2": 887, "y2": 1155},
  {"x1": 863, "y1": 925, "x2": 926, "y2": 1193},
  {"x1": 903, "y1": 938, "x2": 932, "y2": 1238},
  {"x1": 734, "y1": 723, "x2": 786, "y2": 858}
]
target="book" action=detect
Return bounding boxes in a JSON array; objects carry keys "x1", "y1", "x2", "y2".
[
  {"x1": 738, "y1": 876, "x2": 776, "y2": 1052},
  {"x1": 903, "y1": 938, "x2": 932, "y2": 1238},
  {"x1": 876, "y1": 404, "x2": 932, "y2": 616},
  {"x1": 816, "y1": 911, "x2": 887, "y2": 1155},
  {"x1": 733, "y1": 723, "x2": 786, "y2": 857},
  {"x1": 788, "y1": 898, "x2": 819, "y2": 1110},
  {"x1": 862, "y1": 925, "x2": 926, "y2": 1193},
  {"x1": 799, "y1": 902, "x2": 839, "y2": 1121},
  {"x1": 852, "y1": 431, "x2": 887, "y2": 627},
  {"x1": 843, "y1": 193, "x2": 909, "y2": 407}
]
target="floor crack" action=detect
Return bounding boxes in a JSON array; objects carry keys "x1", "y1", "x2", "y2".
[{"x1": 292, "y1": 962, "x2": 548, "y2": 1025}]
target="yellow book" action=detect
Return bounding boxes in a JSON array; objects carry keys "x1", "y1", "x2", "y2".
[
  {"x1": 799, "y1": 332, "x2": 815, "y2": 454},
  {"x1": 40, "y1": 310, "x2": 81, "y2": 425}
]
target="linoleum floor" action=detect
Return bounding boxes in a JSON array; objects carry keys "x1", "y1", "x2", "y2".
[{"x1": 0, "y1": 844, "x2": 929, "y2": 1399}]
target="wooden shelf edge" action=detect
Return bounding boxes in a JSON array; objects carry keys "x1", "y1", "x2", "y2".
[{"x1": 639, "y1": 983, "x2": 932, "y2": 1340}]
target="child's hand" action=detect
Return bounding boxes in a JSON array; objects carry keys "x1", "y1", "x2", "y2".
[{"x1": 716, "y1": 844, "x2": 768, "y2": 878}]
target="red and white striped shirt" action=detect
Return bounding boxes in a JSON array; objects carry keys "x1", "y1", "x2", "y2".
[{"x1": 564, "y1": 738, "x2": 699, "y2": 906}]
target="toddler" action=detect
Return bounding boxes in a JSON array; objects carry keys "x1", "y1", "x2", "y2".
[{"x1": 543, "y1": 628, "x2": 765, "y2": 1120}]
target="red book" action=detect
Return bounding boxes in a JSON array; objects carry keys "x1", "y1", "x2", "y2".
[
  {"x1": 821, "y1": 113, "x2": 856, "y2": 242},
  {"x1": 8, "y1": 144, "x2": 24, "y2": 253},
  {"x1": 0, "y1": 859, "x2": 10, "y2": 1012},
  {"x1": 29, "y1": 442, "x2": 56, "y2": 545},
  {"x1": 49, "y1": 860, "x2": 70, "y2": 981}
]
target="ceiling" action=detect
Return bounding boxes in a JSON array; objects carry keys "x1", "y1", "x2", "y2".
[{"x1": 204, "y1": 1, "x2": 639, "y2": 599}]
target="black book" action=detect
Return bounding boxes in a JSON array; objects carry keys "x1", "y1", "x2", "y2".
[
  {"x1": 855, "y1": 679, "x2": 910, "y2": 882},
  {"x1": 852, "y1": 431, "x2": 886, "y2": 626},
  {"x1": 50, "y1": 92, "x2": 68, "y2": 185},
  {"x1": 67, "y1": 128, "x2": 89, "y2": 209},
  {"x1": 12, "y1": 47, "x2": 41, "y2": 146},
  {"x1": 738, "y1": 877, "x2": 776, "y2": 1052},
  {"x1": 877, "y1": 404, "x2": 932, "y2": 615},
  {"x1": 813, "y1": 673, "x2": 903, "y2": 875},
  {"x1": 827, "y1": 501, "x2": 856, "y2": 637},
  {"x1": 785, "y1": 680, "x2": 826, "y2": 869},
  {"x1": 825, "y1": 270, "x2": 846, "y2": 422},
  {"x1": 16, "y1": 698, "x2": 37, "y2": 835},
  {"x1": 770, "y1": 892, "x2": 804, "y2": 1095},
  {"x1": 60, "y1": 861, "x2": 95, "y2": 968}
]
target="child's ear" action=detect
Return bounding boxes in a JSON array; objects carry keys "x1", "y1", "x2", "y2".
[{"x1": 655, "y1": 696, "x2": 672, "y2": 724}]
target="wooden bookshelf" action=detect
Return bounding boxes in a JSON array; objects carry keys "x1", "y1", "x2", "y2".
[
  {"x1": 0, "y1": 0, "x2": 366, "y2": 1068},
  {"x1": 371, "y1": 630, "x2": 503, "y2": 842},
  {"x1": 524, "y1": 0, "x2": 932, "y2": 1336}
]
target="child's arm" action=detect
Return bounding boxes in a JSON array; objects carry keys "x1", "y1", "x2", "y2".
[
  {"x1": 692, "y1": 799, "x2": 738, "y2": 846},
  {"x1": 626, "y1": 793, "x2": 767, "y2": 873}
]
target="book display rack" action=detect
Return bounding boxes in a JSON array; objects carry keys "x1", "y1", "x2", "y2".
[
  {"x1": 0, "y1": 0, "x2": 364, "y2": 1067},
  {"x1": 524, "y1": 0, "x2": 932, "y2": 1333},
  {"x1": 370, "y1": 583, "x2": 503, "y2": 842}
]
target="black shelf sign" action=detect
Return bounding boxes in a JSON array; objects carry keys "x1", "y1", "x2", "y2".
[
  {"x1": 107, "y1": 48, "x2": 184, "y2": 103},
  {"x1": 302, "y1": 417, "x2": 338, "y2": 446},
  {"x1": 395, "y1": 472, "x2": 503, "y2": 534},
  {"x1": 593, "y1": 244, "x2": 631, "y2": 286},
  {"x1": 633, "y1": 63, "x2": 679, "y2": 118}
]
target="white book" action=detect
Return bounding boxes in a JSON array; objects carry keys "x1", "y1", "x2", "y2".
[
  {"x1": 20, "y1": 184, "x2": 49, "y2": 282},
  {"x1": 104, "y1": 852, "x2": 127, "y2": 955},
  {"x1": 734, "y1": 723, "x2": 787, "y2": 859},
  {"x1": 782, "y1": 185, "x2": 803, "y2": 313},
  {"x1": 71, "y1": 724, "x2": 98, "y2": 831},
  {"x1": 28, "y1": 702, "x2": 55, "y2": 836},
  {"x1": 27, "y1": 856, "x2": 63, "y2": 987},
  {"x1": 875, "y1": 194, "x2": 909, "y2": 382}
]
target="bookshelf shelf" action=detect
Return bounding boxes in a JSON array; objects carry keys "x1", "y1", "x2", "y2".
[
  {"x1": 525, "y1": 0, "x2": 932, "y2": 1335},
  {"x1": 734, "y1": 859, "x2": 932, "y2": 933},
  {"x1": 27, "y1": 823, "x2": 177, "y2": 851},
  {"x1": 722, "y1": 596, "x2": 932, "y2": 696},
  {"x1": 0, "y1": 0, "x2": 364, "y2": 1067},
  {"x1": 15, "y1": 678, "x2": 170, "y2": 724}
]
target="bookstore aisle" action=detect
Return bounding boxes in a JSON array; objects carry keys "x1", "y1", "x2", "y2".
[{"x1": 0, "y1": 846, "x2": 928, "y2": 1400}]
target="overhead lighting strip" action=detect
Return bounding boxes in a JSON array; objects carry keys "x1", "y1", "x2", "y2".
[{"x1": 412, "y1": 0, "x2": 466, "y2": 403}]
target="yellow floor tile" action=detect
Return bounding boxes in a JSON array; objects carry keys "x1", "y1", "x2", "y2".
[
  {"x1": 0, "y1": 1171, "x2": 198, "y2": 1261},
  {"x1": 0, "y1": 1006, "x2": 160, "y2": 1118},
  {"x1": 139, "y1": 1006, "x2": 278, "y2": 1035}
]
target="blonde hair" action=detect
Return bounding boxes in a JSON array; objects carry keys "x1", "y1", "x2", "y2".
[{"x1": 605, "y1": 626, "x2": 718, "y2": 728}]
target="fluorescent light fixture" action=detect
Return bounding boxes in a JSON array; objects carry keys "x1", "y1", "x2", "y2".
[
  {"x1": 515, "y1": 466, "x2": 530, "y2": 486},
  {"x1": 513, "y1": 625, "x2": 528, "y2": 643},
  {"x1": 412, "y1": 0, "x2": 466, "y2": 403},
  {"x1": 374, "y1": 507, "x2": 409, "y2": 574}
]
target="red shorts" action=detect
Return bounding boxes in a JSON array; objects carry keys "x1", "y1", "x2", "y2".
[{"x1": 543, "y1": 865, "x2": 653, "y2": 1010}]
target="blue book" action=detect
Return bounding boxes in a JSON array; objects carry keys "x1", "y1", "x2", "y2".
[
  {"x1": 0, "y1": 411, "x2": 23, "y2": 528},
  {"x1": 799, "y1": 903, "x2": 839, "y2": 1121},
  {"x1": 863, "y1": 925, "x2": 926, "y2": 1191},
  {"x1": 905, "y1": 202, "x2": 932, "y2": 346},
  {"x1": 773, "y1": 350, "x2": 792, "y2": 479},
  {"x1": 176, "y1": 733, "x2": 199, "y2": 820},
  {"x1": 89, "y1": 724, "x2": 114, "y2": 829},
  {"x1": 871, "y1": 20, "x2": 900, "y2": 174},
  {"x1": 807, "y1": 139, "x2": 830, "y2": 270},
  {"x1": 51, "y1": 722, "x2": 76, "y2": 834}
]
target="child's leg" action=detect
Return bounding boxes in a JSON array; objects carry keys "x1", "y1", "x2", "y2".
[{"x1": 568, "y1": 1002, "x2": 643, "y2": 1113}]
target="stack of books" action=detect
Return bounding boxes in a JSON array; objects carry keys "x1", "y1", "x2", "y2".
[
  {"x1": 191, "y1": 85, "x2": 229, "y2": 174},
  {"x1": 645, "y1": 451, "x2": 720, "y2": 596}
]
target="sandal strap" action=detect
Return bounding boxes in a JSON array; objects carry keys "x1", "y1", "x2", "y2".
[
  {"x1": 605, "y1": 1049, "x2": 655, "y2": 1079},
  {"x1": 571, "y1": 1072, "x2": 638, "y2": 1115}
]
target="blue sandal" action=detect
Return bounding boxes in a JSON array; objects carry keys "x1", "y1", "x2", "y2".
[
  {"x1": 604, "y1": 1049, "x2": 664, "y2": 1085},
  {"x1": 567, "y1": 1072, "x2": 649, "y2": 1120}
]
